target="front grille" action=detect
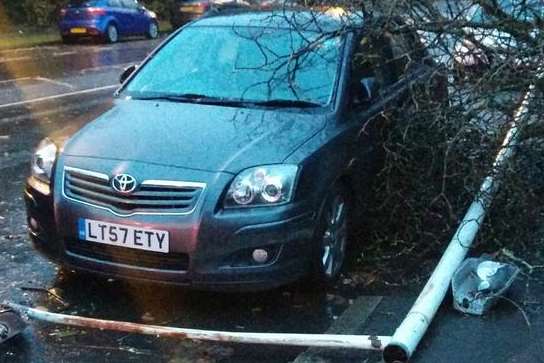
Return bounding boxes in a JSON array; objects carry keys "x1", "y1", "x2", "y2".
[
  {"x1": 63, "y1": 167, "x2": 205, "y2": 215},
  {"x1": 66, "y1": 241, "x2": 189, "y2": 271}
]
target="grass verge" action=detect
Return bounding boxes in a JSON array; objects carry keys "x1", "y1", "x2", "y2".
[
  {"x1": 0, "y1": 21, "x2": 172, "y2": 51},
  {"x1": 0, "y1": 28, "x2": 60, "y2": 50}
]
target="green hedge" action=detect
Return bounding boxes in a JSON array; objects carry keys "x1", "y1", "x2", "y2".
[{"x1": 1, "y1": 0, "x2": 174, "y2": 27}]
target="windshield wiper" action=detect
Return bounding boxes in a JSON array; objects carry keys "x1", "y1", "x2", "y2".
[
  {"x1": 251, "y1": 99, "x2": 322, "y2": 108},
  {"x1": 130, "y1": 94, "x2": 322, "y2": 108},
  {"x1": 131, "y1": 93, "x2": 246, "y2": 106}
]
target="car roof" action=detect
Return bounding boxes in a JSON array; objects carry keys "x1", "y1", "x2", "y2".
[{"x1": 191, "y1": 10, "x2": 365, "y2": 33}]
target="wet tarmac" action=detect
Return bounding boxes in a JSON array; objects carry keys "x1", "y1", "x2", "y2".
[
  {"x1": 0, "y1": 37, "x2": 376, "y2": 363},
  {"x1": 0, "y1": 36, "x2": 543, "y2": 363}
]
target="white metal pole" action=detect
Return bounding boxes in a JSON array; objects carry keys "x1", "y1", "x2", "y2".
[
  {"x1": 6, "y1": 302, "x2": 392, "y2": 351},
  {"x1": 383, "y1": 84, "x2": 536, "y2": 363}
]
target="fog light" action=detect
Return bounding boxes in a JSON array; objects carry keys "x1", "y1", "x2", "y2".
[{"x1": 252, "y1": 249, "x2": 269, "y2": 264}]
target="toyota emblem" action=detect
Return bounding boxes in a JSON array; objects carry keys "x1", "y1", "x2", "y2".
[{"x1": 111, "y1": 174, "x2": 137, "y2": 194}]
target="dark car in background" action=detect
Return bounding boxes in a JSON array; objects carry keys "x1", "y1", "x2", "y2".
[
  {"x1": 453, "y1": 0, "x2": 543, "y2": 79},
  {"x1": 169, "y1": 0, "x2": 251, "y2": 28},
  {"x1": 59, "y1": 0, "x2": 159, "y2": 43},
  {"x1": 258, "y1": 0, "x2": 299, "y2": 10},
  {"x1": 26, "y1": 11, "x2": 440, "y2": 291}
]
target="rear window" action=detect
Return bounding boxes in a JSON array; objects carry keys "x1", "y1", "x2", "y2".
[{"x1": 68, "y1": 1, "x2": 101, "y2": 7}]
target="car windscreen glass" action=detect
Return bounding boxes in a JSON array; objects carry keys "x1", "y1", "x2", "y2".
[{"x1": 123, "y1": 26, "x2": 343, "y2": 106}]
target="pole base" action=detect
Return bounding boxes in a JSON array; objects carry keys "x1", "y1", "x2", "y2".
[{"x1": 383, "y1": 343, "x2": 410, "y2": 363}]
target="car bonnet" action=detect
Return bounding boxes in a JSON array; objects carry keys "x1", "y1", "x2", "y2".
[{"x1": 62, "y1": 99, "x2": 327, "y2": 173}]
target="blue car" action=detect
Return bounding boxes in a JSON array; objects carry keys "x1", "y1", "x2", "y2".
[{"x1": 59, "y1": 0, "x2": 159, "y2": 43}]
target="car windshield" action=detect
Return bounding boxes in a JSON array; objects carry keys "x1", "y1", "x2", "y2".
[
  {"x1": 123, "y1": 26, "x2": 343, "y2": 106},
  {"x1": 472, "y1": 0, "x2": 544, "y2": 22}
]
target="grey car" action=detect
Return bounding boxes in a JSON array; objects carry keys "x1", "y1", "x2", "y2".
[{"x1": 25, "y1": 10, "x2": 440, "y2": 291}]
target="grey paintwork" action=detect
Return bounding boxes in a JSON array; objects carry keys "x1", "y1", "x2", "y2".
[{"x1": 25, "y1": 11, "x2": 439, "y2": 290}]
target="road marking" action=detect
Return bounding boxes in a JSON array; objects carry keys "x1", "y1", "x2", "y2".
[
  {"x1": 79, "y1": 62, "x2": 134, "y2": 73},
  {"x1": 0, "y1": 60, "x2": 134, "y2": 87},
  {"x1": 0, "y1": 76, "x2": 73, "y2": 90},
  {"x1": 34, "y1": 77, "x2": 75, "y2": 90},
  {"x1": 0, "y1": 43, "x2": 154, "y2": 63},
  {"x1": 0, "y1": 55, "x2": 32, "y2": 63},
  {"x1": 0, "y1": 76, "x2": 32, "y2": 85},
  {"x1": 0, "y1": 85, "x2": 117, "y2": 110},
  {"x1": 52, "y1": 51, "x2": 77, "y2": 57},
  {"x1": 0, "y1": 48, "x2": 108, "y2": 63},
  {"x1": 293, "y1": 296, "x2": 383, "y2": 363},
  {"x1": 0, "y1": 98, "x2": 110, "y2": 126},
  {"x1": 0, "y1": 45, "x2": 62, "y2": 55}
]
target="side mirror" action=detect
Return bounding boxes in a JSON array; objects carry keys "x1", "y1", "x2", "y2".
[
  {"x1": 120, "y1": 64, "x2": 137, "y2": 84},
  {"x1": 360, "y1": 77, "x2": 377, "y2": 102}
]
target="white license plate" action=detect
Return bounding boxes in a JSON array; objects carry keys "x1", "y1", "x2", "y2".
[{"x1": 78, "y1": 218, "x2": 169, "y2": 253}]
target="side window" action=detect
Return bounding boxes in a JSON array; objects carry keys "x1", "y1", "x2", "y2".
[
  {"x1": 350, "y1": 34, "x2": 395, "y2": 105},
  {"x1": 385, "y1": 29, "x2": 424, "y2": 78},
  {"x1": 121, "y1": 0, "x2": 138, "y2": 8},
  {"x1": 108, "y1": 0, "x2": 121, "y2": 7},
  {"x1": 352, "y1": 36, "x2": 378, "y2": 81}
]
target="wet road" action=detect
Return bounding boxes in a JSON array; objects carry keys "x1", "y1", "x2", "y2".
[
  {"x1": 0, "y1": 38, "x2": 376, "y2": 363},
  {"x1": 1, "y1": 38, "x2": 544, "y2": 363},
  {"x1": 0, "y1": 38, "x2": 162, "y2": 109}
]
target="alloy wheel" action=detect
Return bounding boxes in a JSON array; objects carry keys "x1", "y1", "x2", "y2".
[
  {"x1": 320, "y1": 193, "x2": 348, "y2": 279},
  {"x1": 107, "y1": 25, "x2": 118, "y2": 43},
  {"x1": 148, "y1": 22, "x2": 159, "y2": 39}
]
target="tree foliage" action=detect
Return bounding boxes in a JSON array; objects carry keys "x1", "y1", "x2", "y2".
[{"x1": 340, "y1": 0, "x2": 544, "y2": 284}]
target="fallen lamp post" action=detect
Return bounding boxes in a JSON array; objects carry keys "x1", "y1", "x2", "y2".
[
  {"x1": 0, "y1": 84, "x2": 535, "y2": 361},
  {"x1": 2, "y1": 302, "x2": 392, "y2": 351},
  {"x1": 382, "y1": 82, "x2": 536, "y2": 362}
]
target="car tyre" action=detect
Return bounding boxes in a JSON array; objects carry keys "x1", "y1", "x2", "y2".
[
  {"x1": 312, "y1": 184, "x2": 351, "y2": 285},
  {"x1": 146, "y1": 21, "x2": 159, "y2": 39},
  {"x1": 105, "y1": 23, "x2": 119, "y2": 43}
]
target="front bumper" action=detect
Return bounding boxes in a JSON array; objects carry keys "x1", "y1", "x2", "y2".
[{"x1": 25, "y1": 170, "x2": 317, "y2": 291}]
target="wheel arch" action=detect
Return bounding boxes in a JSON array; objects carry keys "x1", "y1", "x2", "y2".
[
  {"x1": 104, "y1": 18, "x2": 119, "y2": 33},
  {"x1": 315, "y1": 173, "x2": 353, "y2": 231}
]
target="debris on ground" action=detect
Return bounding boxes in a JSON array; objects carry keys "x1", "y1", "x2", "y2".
[
  {"x1": 452, "y1": 256, "x2": 520, "y2": 315},
  {"x1": 140, "y1": 312, "x2": 155, "y2": 323},
  {"x1": 20, "y1": 286, "x2": 69, "y2": 308}
]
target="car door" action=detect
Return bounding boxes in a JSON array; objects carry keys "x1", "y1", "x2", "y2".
[
  {"x1": 120, "y1": 0, "x2": 140, "y2": 35},
  {"x1": 107, "y1": 0, "x2": 129, "y2": 34},
  {"x1": 345, "y1": 32, "x2": 396, "y2": 180},
  {"x1": 345, "y1": 24, "x2": 443, "y2": 200},
  {"x1": 132, "y1": 0, "x2": 151, "y2": 34},
  {"x1": 348, "y1": 35, "x2": 396, "y2": 153}
]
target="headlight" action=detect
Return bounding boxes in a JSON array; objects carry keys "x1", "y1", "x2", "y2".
[
  {"x1": 31, "y1": 138, "x2": 57, "y2": 184},
  {"x1": 224, "y1": 165, "x2": 298, "y2": 208}
]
